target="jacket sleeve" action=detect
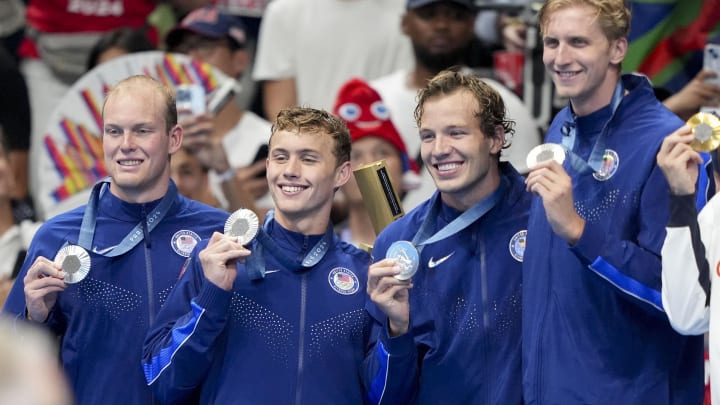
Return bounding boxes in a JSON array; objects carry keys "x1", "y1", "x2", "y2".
[
  {"x1": 661, "y1": 193, "x2": 715, "y2": 335},
  {"x1": 363, "y1": 304, "x2": 419, "y2": 405},
  {"x1": 142, "y1": 248, "x2": 233, "y2": 404},
  {"x1": 362, "y1": 232, "x2": 420, "y2": 405},
  {"x1": 1, "y1": 229, "x2": 67, "y2": 335},
  {"x1": 569, "y1": 163, "x2": 712, "y2": 315}
]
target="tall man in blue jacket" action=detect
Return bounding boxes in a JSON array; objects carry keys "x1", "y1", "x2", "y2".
[
  {"x1": 142, "y1": 107, "x2": 373, "y2": 404},
  {"x1": 364, "y1": 70, "x2": 530, "y2": 404},
  {"x1": 1, "y1": 75, "x2": 229, "y2": 404},
  {"x1": 522, "y1": 0, "x2": 712, "y2": 403}
]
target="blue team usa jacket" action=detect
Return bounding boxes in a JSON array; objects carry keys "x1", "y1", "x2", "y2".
[{"x1": 2, "y1": 184, "x2": 228, "y2": 405}]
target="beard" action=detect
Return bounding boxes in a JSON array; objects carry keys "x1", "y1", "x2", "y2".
[{"x1": 413, "y1": 42, "x2": 471, "y2": 75}]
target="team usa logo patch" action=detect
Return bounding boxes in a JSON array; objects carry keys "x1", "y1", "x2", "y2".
[
  {"x1": 328, "y1": 267, "x2": 360, "y2": 295},
  {"x1": 171, "y1": 230, "x2": 201, "y2": 257},
  {"x1": 509, "y1": 230, "x2": 527, "y2": 262},
  {"x1": 592, "y1": 149, "x2": 619, "y2": 181}
]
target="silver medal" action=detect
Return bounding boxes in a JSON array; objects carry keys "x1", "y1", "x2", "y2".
[
  {"x1": 54, "y1": 245, "x2": 91, "y2": 284},
  {"x1": 224, "y1": 208, "x2": 260, "y2": 246},
  {"x1": 386, "y1": 240, "x2": 419, "y2": 281},
  {"x1": 526, "y1": 143, "x2": 566, "y2": 170}
]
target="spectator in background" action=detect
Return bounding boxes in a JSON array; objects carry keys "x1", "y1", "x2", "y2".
[
  {"x1": 167, "y1": 5, "x2": 272, "y2": 216},
  {"x1": 333, "y1": 78, "x2": 420, "y2": 248},
  {"x1": 372, "y1": 0, "x2": 540, "y2": 209},
  {"x1": 19, "y1": 0, "x2": 208, "y2": 207},
  {"x1": 0, "y1": 46, "x2": 34, "y2": 222},
  {"x1": 522, "y1": 0, "x2": 712, "y2": 403},
  {"x1": 0, "y1": 128, "x2": 41, "y2": 309},
  {"x1": 170, "y1": 146, "x2": 220, "y2": 208},
  {"x1": 252, "y1": 0, "x2": 413, "y2": 120},
  {"x1": 86, "y1": 27, "x2": 156, "y2": 71},
  {"x1": 2, "y1": 75, "x2": 228, "y2": 405}
]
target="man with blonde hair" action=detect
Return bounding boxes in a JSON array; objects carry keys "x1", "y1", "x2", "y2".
[
  {"x1": 523, "y1": 0, "x2": 712, "y2": 403},
  {"x1": 2, "y1": 75, "x2": 228, "y2": 404}
]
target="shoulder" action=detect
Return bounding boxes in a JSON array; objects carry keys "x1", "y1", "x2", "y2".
[
  {"x1": 333, "y1": 238, "x2": 372, "y2": 266},
  {"x1": 370, "y1": 70, "x2": 408, "y2": 92},
  {"x1": 175, "y1": 196, "x2": 229, "y2": 224}
]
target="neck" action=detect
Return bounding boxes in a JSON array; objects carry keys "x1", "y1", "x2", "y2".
[
  {"x1": 347, "y1": 202, "x2": 376, "y2": 246},
  {"x1": 274, "y1": 209, "x2": 330, "y2": 235},
  {"x1": 109, "y1": 177, "x2": 170, "y2": 204},
  {"x1": 409, "y1": 64, "x2": 437, "y2": 90},
  {"x1": 0, "y1": 199, "x2": 13, "y2": 235},
  {"x1": 441, "y1": 169, "x2": 501, "y2": 212},
  {"x1": 571, "y1": 71, "x2": 622, "y2": 117}
]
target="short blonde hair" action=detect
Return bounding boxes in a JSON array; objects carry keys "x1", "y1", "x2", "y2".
[
  {"x1": 102, "y1": 75, "x2": 178, "y2": 132},
  {"x1": 539, "y1": 0, "x2": 631, "y2": 42}
]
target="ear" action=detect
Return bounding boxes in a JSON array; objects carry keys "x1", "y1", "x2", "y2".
[
  {"x1": 334, "y1": 160, "x2": 352, "y2": 189},
  {"x1": 168, "y1": 124, "x2": 183, "y2": 155},
  {"x1": 401, "y1": 12, "x2": 411, "y2": 36},
  {"x1": 609, "y1": 37, "x2": 627, "y2": 66},
  {"x1": 489, "y1": 125, "x2": 505, "y2": 154}
]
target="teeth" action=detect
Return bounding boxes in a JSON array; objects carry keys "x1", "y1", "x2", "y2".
[
  {"x1": 437, "y1": 163, "x2": 460, "y2": 171},
  {"x1": 558, "y1": 71, "x2": 578, "y2": 77},
  {"x1": 282, "y1": 186, "x2": 304, "y2": 193},
  {"x1": 119, "y1": 160, "x2": 142, "y2": 166}
]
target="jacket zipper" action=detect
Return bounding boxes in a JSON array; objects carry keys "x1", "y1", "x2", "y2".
[{"x1": 295, "y1": 273, "x2": 308, "y2": 404}]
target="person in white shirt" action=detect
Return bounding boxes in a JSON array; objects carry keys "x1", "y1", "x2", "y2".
[{"x1": 252, "y1": 0, "x2": 413, "y2": 120}]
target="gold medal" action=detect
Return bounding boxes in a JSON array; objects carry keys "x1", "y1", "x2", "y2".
[
  {"x1": 688, "y1": 112, "x2": 720, "y2": 152},
  {"x1": 54, "y1": 245, "x2": 91, "y2": 284},
  {"x1": 224, "y1": 208, "x2": 259, "y2": 246}
]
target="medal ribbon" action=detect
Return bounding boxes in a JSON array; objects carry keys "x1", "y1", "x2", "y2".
[
  {"x1": 244, "y1": 210, "x2": 334, "y2": 280},
  {"x1": 410, "y1": 177, "x2": 508, "y2": 254},
  {"x1": 77, "y1": 178, "x2": 177, "y2": 257},
  {"x1": 561, "y1": 80, "x2": 625, "y2": 175}
]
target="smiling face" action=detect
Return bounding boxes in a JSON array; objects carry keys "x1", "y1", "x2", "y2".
[
  {"x1": 102, "y1": 77, "x2": 182, "y2": 203},
  {"x1": 267, "y1": 129, "x2": 350, "y2": 234},
  {"x1": 419, "y1": 89, "x2": 502, "y2": 211},
  {"x1": 541, "y1": 4, "x2": 627, "y2": 116}
]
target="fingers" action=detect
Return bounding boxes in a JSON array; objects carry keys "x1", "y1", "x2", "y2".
[
  {"x1": 202, "y1": 233, "x2": 252, "y2": 262},
  {"x1": 525, "y1": 160, "x2": 566, "y2": 196},
  {"x1": 367, "y1": 259, "x2": 411, "y2": 298},
  {"x1": 25, "y1": 257, "x2": 64, "y2": 282}
]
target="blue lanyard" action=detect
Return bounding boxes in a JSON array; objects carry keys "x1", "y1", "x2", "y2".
[
  {"x1": 410, "y1": 178, "x2": 508, "y2": 254},
  {"x1": 561, "y1": 81, "x2": 625, "y2": 175},
  {"x1": 77, "y1": 178, "x2": 177, "y2": 257},
  {"x1": 244, "y1": 210, "x2": 334, "y2": 280}
]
